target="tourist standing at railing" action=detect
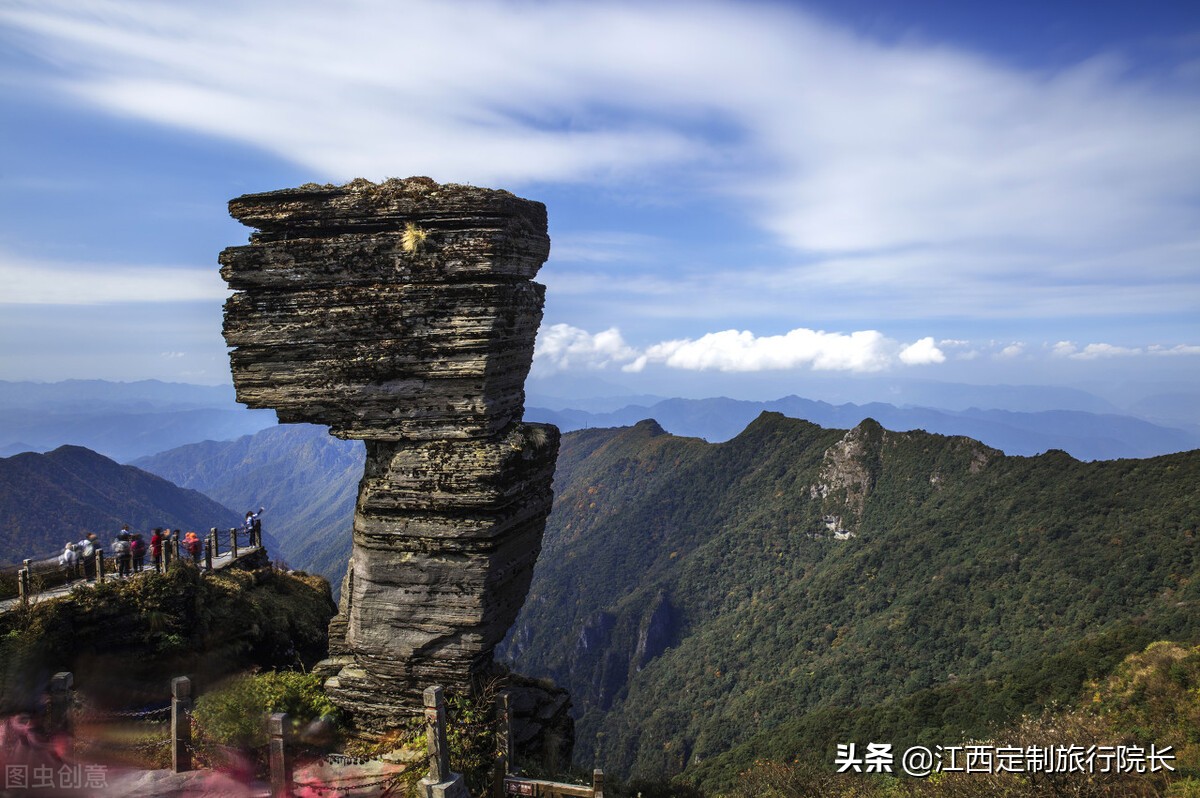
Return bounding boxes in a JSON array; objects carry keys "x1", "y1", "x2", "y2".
[
  {"x1": 113, "y1": 531, "x2": 132, "y2": 578},
  {"x1": 130, "y1": 532, "x2": 146, "y2": 573},
  {"x1": 244, "y1": 507, "x2": 264, "y2": 547},
  {"x1": 184, "y1": 531, "x2": 203, "y2": 565},
  {"x1": 58, "y1": 542, "x2": 78, "y2": 582},
  {"x1": 79, "y1": 534, "x2": 97, "y2": 581},
  {"x1": 150, "y1": 528, "x2": 164, "y2": 573}
]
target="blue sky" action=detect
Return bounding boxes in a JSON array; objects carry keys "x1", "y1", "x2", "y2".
[{"x1": 1, "y1": 0, "x2": 1197, "y2": 403}]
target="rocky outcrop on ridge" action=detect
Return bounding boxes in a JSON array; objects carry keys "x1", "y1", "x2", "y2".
[
  {"x1": 810, "y1": 418, "x2": 886, "y2": 536},
  {"x1": 220, "y1": 177, "x2": 560, "y2": 733}
]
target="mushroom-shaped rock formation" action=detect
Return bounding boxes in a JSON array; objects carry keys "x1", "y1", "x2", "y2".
[{"x1": 220, "y1": 177, "x2": 560, "y2": 732}]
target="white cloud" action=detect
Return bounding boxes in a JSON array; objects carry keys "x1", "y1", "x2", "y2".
[
  {"x1": 1047, "y1": 341, "x2": 1200, "y2": 360},
  {"x1": 633, "y1": 328, "x2": 897, "y2": 373},
  {"x1": 535, "y1": 326, "x2": 947, "y2": 374},
  {"x1": 1148, "y1": 344, "x2": 1200, "y2": 356},
  {"x1": 533, "y1": 324, "x2": 639, "y2": 373},
  {"x1": 1069, "y1": 343, "x2": 1143, "y2": 360},
  {"x1": 998, "y1": 344, "x2": 1027, "y2": 359},
  {"x1": 899, "y1": 337, "x2": 946, "y2": 365},
  {"x1": 0, "y1": 253, "x2": 228, "y2": 305}
]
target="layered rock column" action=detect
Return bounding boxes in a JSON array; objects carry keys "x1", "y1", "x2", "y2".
[{"x1": 220, "y1": 177, "x2": 559, "y2": 730}]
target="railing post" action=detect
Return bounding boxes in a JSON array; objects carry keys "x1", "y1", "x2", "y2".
[
  {"x1": 420, "y1": 686, "x2": 469, "y2": 797},
  {"x1": 230, "y1": 528, "x2": 238, "y2": 560},
  {"x1": 493, "y1": 692, "x2": 512, "y2": 798},
  {"x1": 269, "y1": 712, "x2": 292, "y2": 798},
  {"x1": 593, "y1": 769, "x2": 605, "y2": 798},
  {"x1": 497, "y1": 692, "x2": 513, "y2": 765},
  {"x1": 49, "y1": 672, "x2": 73, "y2": 736},
  {"x1": 492, "y1": 754, "x2": 506, "y2": 798},
  {"x1": 172, "y1": 676, "x2": 193, "y2": 773},
  {"x1": 173, "y1": 534, "x2": 181, "y2": 564},
  {"x1": 95, "y1": 548, "x2": 105, "y2": 584},
  {"x1": 210, "y1": 528, "x2": 220, "y2": 558},
  {"x1": 204, "y1": 538, "x2": 213, "y2": 570},
  {"x1": 17, "y1": 568, "x2": 30, "y2": 606}
]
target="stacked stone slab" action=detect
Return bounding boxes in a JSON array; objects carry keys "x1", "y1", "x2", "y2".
[{"x1": 220, "y1": 177, "x2": 560, "y2": 731}]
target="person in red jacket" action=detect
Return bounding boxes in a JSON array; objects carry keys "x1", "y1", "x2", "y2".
[
  {"x1": 150, "y1": 528, "x2": 165, "y2": 573},
  {"x1": 184, "y1": 531, "x2": 202, "y2": 565}
]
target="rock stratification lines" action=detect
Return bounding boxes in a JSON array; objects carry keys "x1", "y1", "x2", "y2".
[{"x1": 221, "y1": 177, "x2": 559, "y2": 730}]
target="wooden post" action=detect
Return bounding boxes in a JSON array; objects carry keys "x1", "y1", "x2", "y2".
[
  {"x1": 498, "y1": 692, "x2": 513, "y2": 765},
  {"x1": 172, "y1": 676, "x2": 193, "y2": 773},
  {"x1": 269, "y1": 712, "x2": 292, "y2": 798},
  {"x1": 17, "y1": 568, "x2": 30, "y2": 605},
  {"x1": 204, "y1": 538, "x2": 213, "y2": 570},
  {"x1": 492, "y1": 754, "x2": 506, "y2": 798},
  {"x1": 95, "y1": 548, "x2": 105, "y2": 583},
  {"x1": 593, "y1": 769, "x2": 605, "y2": 798},
  {"x1": 492, "y1": 693, "x2": 513, "y2": 798},
  {"x1": 173, "y1": 534, "x2": 181, "y2": 563},
  {"x1": 49, "y1": 672, "x2": 73, "y2": 735},
  {"x1": 421, "y1": 686, "x2": 470, "y2": 797},
  {"x1": 210, "y1": 528, "x2": 220, "y2": 558},
  {"x1": 230, "y1": 528, "x2": 238, "y2": 560}
]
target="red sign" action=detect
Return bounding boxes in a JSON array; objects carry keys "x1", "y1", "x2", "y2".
[{"x1": 504, "y1": 778, "x2": 536, "y2": 796}]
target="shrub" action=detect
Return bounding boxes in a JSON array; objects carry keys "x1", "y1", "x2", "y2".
[{"x1": 193, "y1": 671, "x2": 340, "y2": 751}]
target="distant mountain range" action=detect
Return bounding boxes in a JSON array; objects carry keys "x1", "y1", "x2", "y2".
[
  {"x1": 4, "y1": 378, "x2": 1196, "y2": 464},
  {"x1": 0, "y1": 379, "x2": 276, "y2": 461},
  {"x1": 527, "y1": 373, "x2": 1200, "y2": 427},
  {"x1": 527, "y1": 394, "x2": 1200, "y2": 460},
  {"x1": 498, "y1": 413, "x2": 1200, "y2": 785},
  {"x1": 0, "y1": 445, "x2": 245, "y2": 564}
]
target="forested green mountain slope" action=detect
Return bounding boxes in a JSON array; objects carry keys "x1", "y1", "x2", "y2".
[{"x1": 499, "y1": 412, "x2": 1200, "y2": 784}]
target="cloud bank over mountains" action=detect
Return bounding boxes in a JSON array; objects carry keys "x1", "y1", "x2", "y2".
[
  {"x1": 535, "y1": 324, "x2": 948, "y2": 374},
  {"x1": 533, "y1": 325, "x2": 1200, "y2": 376}
]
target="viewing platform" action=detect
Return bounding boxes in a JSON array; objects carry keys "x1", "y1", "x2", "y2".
[{"x1": 0, "y1": 529, "x2": 266, "y2": 615}]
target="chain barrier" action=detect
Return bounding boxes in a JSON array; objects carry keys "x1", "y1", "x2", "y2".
[
  {"x1": 75, "y1": 704, "x2": 171, "y2": 722},
  {"x1": 319, "y1": 754, "x2": 374, "y2": 767},
  {"x1": 291, "y1": 772, "x2": 409, "y2": 796}
]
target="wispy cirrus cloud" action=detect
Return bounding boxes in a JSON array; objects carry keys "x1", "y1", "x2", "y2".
[
  {"x1": 0, "y1": 251, "x2": 227, "y2": 305},
  {"x1": 3, "y1": 1, "x2": 1196, "y2": 256}
]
